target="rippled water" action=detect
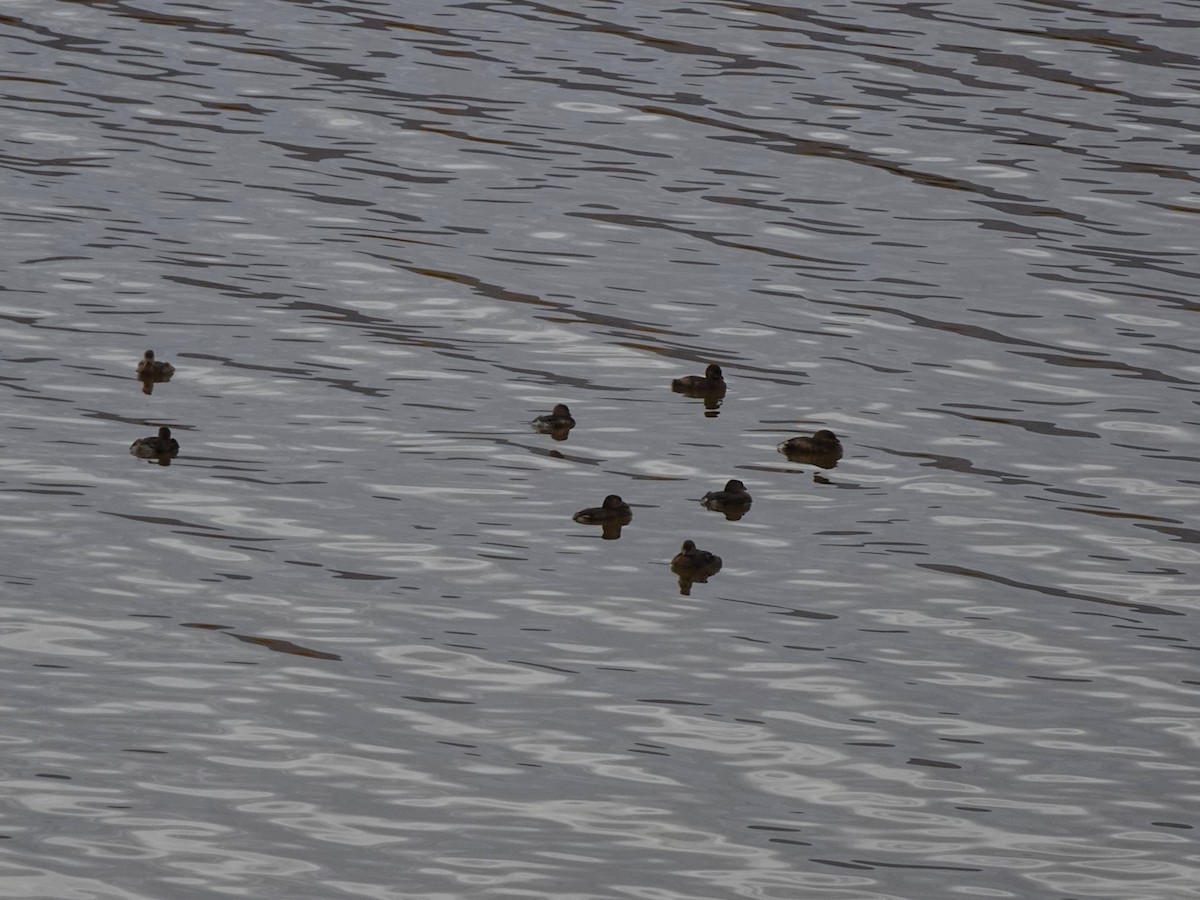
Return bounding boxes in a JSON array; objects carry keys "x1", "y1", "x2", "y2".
[{"x1": 2, "y1": 0, "x2": 1198, "y2": 897}]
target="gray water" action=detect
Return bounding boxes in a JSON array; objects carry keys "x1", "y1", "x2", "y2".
[{"x1": 2, "y1": 0, "x2": 1199, "y2": 897}]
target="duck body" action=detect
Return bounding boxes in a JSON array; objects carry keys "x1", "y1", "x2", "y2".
[
  {"x1": 532, "y1": 403, "x2": 575, "y2": 430},
  {"x1": 130, "y1": 426, "x2": 179, "y2": 458},
  {"x1": 670, "y1": 539, "x2": 722, "y2": 572},
  {"x1": 136, "y1": 350, "x2": 175, "y2": 378},
  {"x1": 671, "y1": 363, "x2": 726, "y2": 396},
  {"x1": 701, "y1": 479, "x2": 752, "y2": 510},
  {"x1": 777, "y1": 429, "x2": 843, "y2": 459},
  {"x1": 573, "y1": 494, "x2": 632, "y2": 524}
]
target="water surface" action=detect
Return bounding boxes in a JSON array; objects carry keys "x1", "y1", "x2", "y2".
[{"x1": 2, "y1": 0, "x2": 1198, "y2": 897}]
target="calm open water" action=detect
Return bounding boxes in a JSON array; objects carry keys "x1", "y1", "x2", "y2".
[{"x1": 2, "y1": 1, "x2": 1198, "y2": 898}]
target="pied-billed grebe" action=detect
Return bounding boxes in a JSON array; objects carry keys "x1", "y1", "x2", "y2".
[
  {"x1": 701, "y1": 479, "x2": 752, "y2": 509},
  {"x1": 671, "y1": 363, "x2": 726, "y2": 395},
  {"x1": 136, "y1": 350, "x2": 175, "y2": 378},
  {"x1": 671, "y1": 539, "x2": 722, "y2": 571},
  {"x1": 777, "y1": 429, "x2": 842, "y2": 458},
  {"x1": 573, "y1": 494, "x2": 631, "y2": 524},
  {"x1": 532, "y1": 403, "x2": 575, "y2": 430},
  {"x1": 130, "y1": 426, "x2": 179, "y2": 458}
]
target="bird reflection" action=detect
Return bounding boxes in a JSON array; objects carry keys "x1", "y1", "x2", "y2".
[
  {"x1": 597, "y1": 521, "x2": 627, "y2": 540},
  {"x1": 572, "y1": 494, "x2": 631, "y2": 540},
  {"x1": 700, "y1": 479, "x2": 752, "y2": 521},
  {"x1": 670, "y1": 539, "x2": 723, "y2": 595},
  {"x1": 531, "y1": 403, "x2": 575, "y2": 442},
  {"x1": 138, "y1": 372, "x2": 173, "y2": 395},
  {"x1": 777, "y1": 429, "x2": 843, "y2": 469}
]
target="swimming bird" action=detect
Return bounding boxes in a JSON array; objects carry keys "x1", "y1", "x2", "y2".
[
  {"x1": 130, "y1": 426, "x2": 179, "y2": 459},
  {"x1": 777, "y1": 429, "x2": 843, "y2": 459},
  {"x1": 701, "y1": 479, "x2": 752, "y2": 510},
  {"x1": 136, "y1": 350, "x2": 175, "y2": 378},
  {"x1": 572, "y1": 494, "x2": 632, "y2": 524},
  {"x1": 532, "y1": 403, "x2": 576, "y2": 430},
  {"x1": 671, "y1": 363, "x2": 726, "y2": 395},
  {"x1": 670, "y1": 539, "x2": 722, "y2": 572}
]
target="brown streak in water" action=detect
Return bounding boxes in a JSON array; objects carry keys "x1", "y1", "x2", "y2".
[
  {"x1": 920, "y1": 563, "x2": 1182, "y2": 616},
  {"x1": 1063, "y1": 508, "x2": 1181, "y2": 523},
  {"x1": 398, "y1": 265, "x2": 677, "y2": 340},
  {"x1": 102, "y1": 512, "x2": 220, "y2": 530},
  {"x1": 228, "y1": 633, "x2": 342, "y2": 661},
  {"x1": 635, "y1": 104, "x2": 1017, "y2": 199},
  {"x1": 924, "y1": 409, "x2": 1098, "y2": 439}
]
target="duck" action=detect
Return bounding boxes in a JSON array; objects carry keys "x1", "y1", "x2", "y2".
[
  {"x1": 671, "y1": 363, "x2": 726, "y2": 395},
  {"x1": 700, "y1": 479, "x2": 752, "y2": 509},
  {"x1": 532, "y1": 403, "x2": 576, "y2": 430},
  {"x1": 670, "y1": 539, "x2": 722, "y2": 572},
  {"x1": 136, "y1": 350, "x2": 175, "y2": 378},
  {"x1": 777, "y1": 429, "x2": 843, "y2": 458},
  {"x1": 573, "y1": 494, "x2": 632, "y2": 524},
  {"x1": 130, "y1": 426, "x2": 179, "y2": 458}
]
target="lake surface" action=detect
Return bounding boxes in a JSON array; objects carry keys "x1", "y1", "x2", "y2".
[{"x1": 2, "y1": 0, "x2": 1198, "y2": 897}]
